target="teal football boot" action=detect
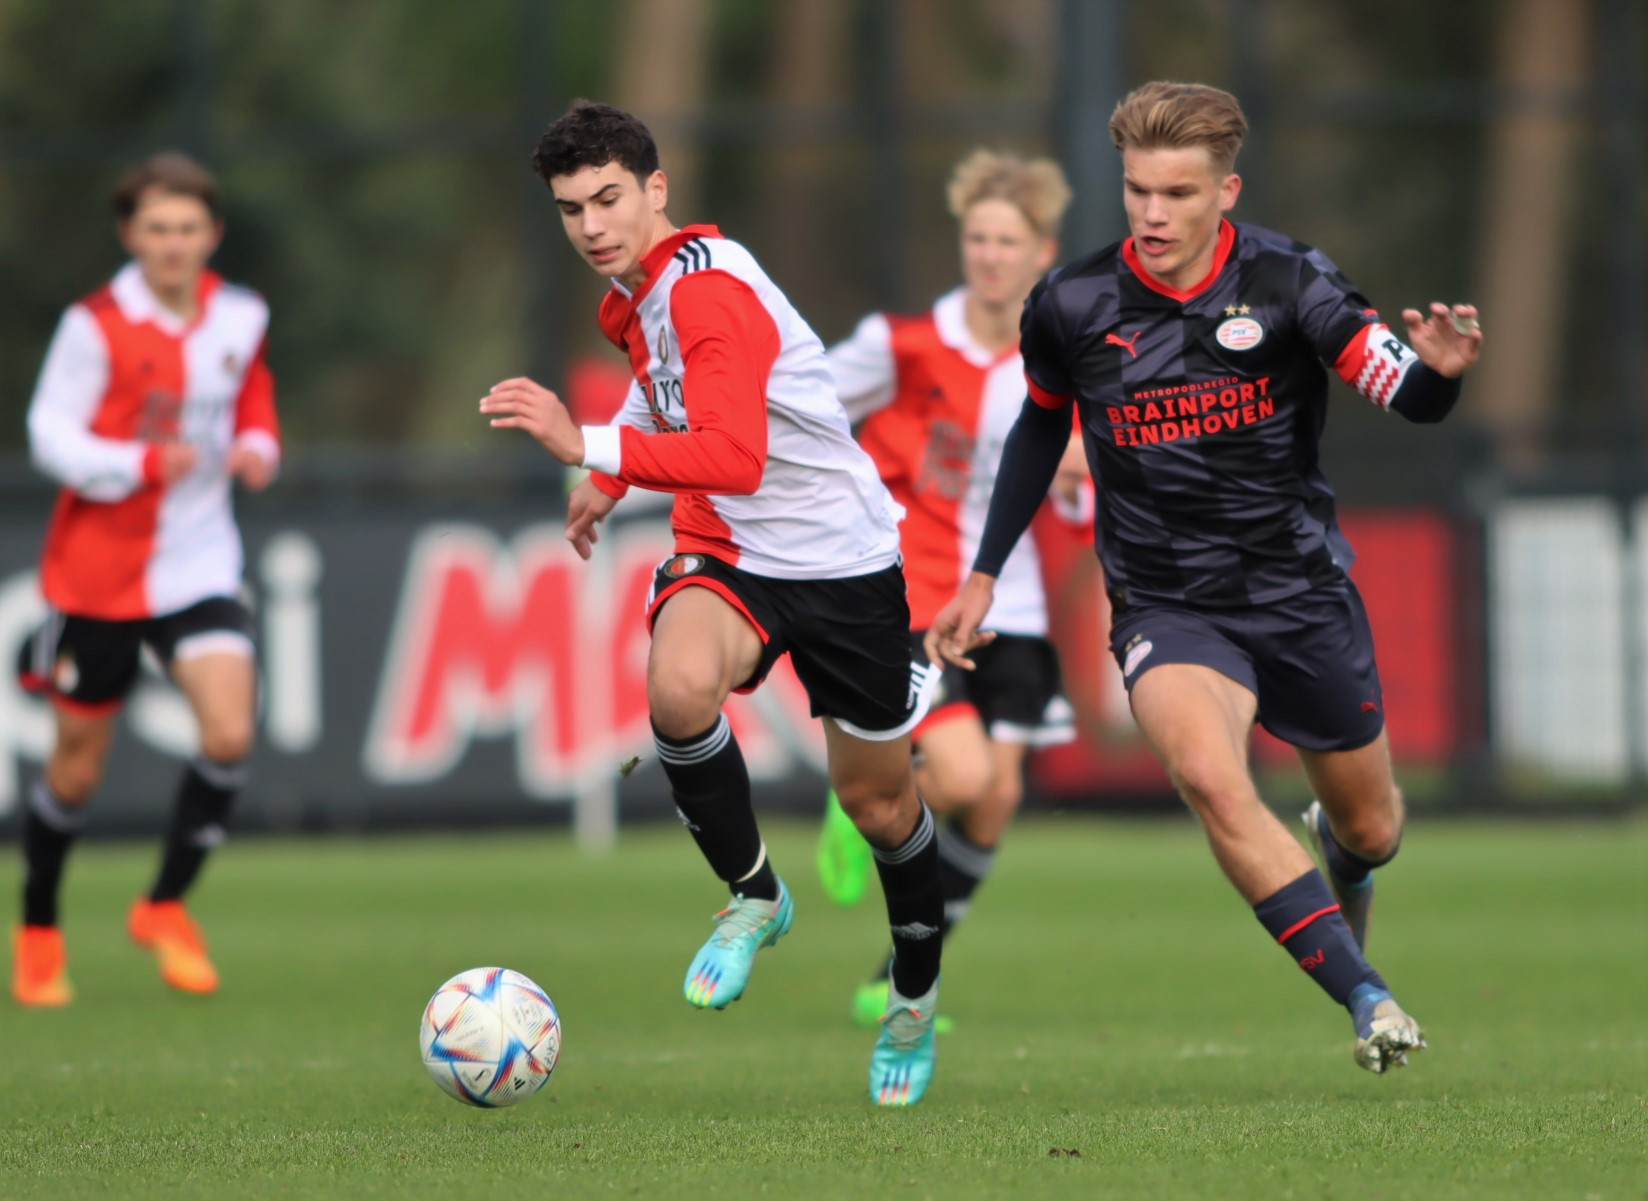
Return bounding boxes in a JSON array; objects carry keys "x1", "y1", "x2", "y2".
[
  {"x1": 683, "y1": 881, "x2": 794, "y2": 1009},
  {"x1": 869, "y1": 977, "x2": 938, "y2": 1106}
]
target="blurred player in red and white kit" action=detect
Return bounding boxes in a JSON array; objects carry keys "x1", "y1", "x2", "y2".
[
  {"x1": 479, "y1": 102, "x2": 943, "y2": 1106},
  {"x1": 817, "y1": 150, "x2": 1087, "y2": 1029},
  {"x1": 12, "y1": 153, "x2": 279, "y2": 1007}
]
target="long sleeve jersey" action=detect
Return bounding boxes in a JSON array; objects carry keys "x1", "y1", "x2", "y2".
[
  {"x1": 579, "y1": 225, "x2": 902, "y2": 581},
  {"x1": 29, "y1": 262, "x2": 279, "y2": 619}
]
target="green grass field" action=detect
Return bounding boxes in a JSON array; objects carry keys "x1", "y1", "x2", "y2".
[{"x1": 3, "y1": 816, "x2": 1644, "y2": 1200}]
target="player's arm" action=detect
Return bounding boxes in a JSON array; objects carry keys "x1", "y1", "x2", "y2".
[
  {"x1": 581, "y1": 271, "x2": 778, "y2": 494},
  {"x1": 1299, "y1": 250, "x2": 1481, "y2": 424},
  {"x1": 826, "y1": 313, "x2": 897, "y2": 423},
  {"x1": 27, "y1": 306, "x2": 194, "y2": 499},
  {"x1": 227, "y1": 335, "x2": 280, "y2": 491},
  {"x1": 484, "y1": 273, "x2": 776, "y2": 494},
  {"x1": 584, "y1": 379, "x2": 654, "y2": 502}
]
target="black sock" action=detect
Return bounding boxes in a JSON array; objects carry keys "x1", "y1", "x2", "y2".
[
  {"x1": 149, "y1": 755, "x2": 242, "y2": 902},
  {"x1": 871, "y1": 801, "x2": 943, "y2": 999},
  {"x1": 1254, "y1": 870, "x2": 1386, "y2": 1010},
  {"x1": 936, "y1": 821, "x2": 997, "y2": 936},
  {"x1": 654, "y1": 716, "x2": 778, "y2": 901},
  {"x1": 870, "y1": 820, "x2": 996, "y2": 983},
  {"x1": 22, "y1": 779, "x2": 84, "y2": 927}
]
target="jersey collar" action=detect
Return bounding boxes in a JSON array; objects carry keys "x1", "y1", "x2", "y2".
[
  {"x1": 933, "y1": 287, "x2": 1018, "y2": 369},
  {"x1": 611, "y1": 223, "x2": 723, "y2": 306},
  {"x1": 1121, "y1": 219, "x2": 1236, "y2": 303},
  {"x1": 112, "y1": 262, "x2": 222, "y2": 334}
]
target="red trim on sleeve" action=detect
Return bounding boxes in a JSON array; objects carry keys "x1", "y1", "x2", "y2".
[
  {"x1": 1027, "y1": 378, "x2": 1074, "y2": 410},
  {"x1": 610, "y1": 270, "x2": 777, "y2": 495},
  {"x1": 140, "y1": 445, "x2": 164, "y2": 485},
  {"x1": 1275, "y1": 904, "x2": 1341, "y2": 945},
  {"x1": 1121, "y1": 220, "x2": 1237, "y2": 302},
  {"x1": 589, "y1": 471, "x2": 628, "y2": 499},
  {"x1": 1332, "y1": 323, "x2": 1377, "y2": 387},
  {"x1": 232, "y1": 338, "x2": 279, "y2": 445}
]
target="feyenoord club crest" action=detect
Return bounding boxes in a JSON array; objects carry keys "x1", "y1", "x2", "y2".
[
  {"x1": 662, "y1": 554, "x2": 703, "y2": 578},
  {"x1": 657, "y1": 325, "x2": 670, "y2": 365}
]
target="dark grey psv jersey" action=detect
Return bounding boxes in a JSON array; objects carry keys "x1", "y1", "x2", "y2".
[{"x1": 1021, "y1": 220, "x2": 1402, "y2": 609}]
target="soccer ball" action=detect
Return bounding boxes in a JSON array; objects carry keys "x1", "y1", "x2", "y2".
[{"x1": 419, "y1": 967, "x2": 562, "y2": 1107}]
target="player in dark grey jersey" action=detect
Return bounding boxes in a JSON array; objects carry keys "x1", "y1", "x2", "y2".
[{"x1": 929, "y1": 81, "x2": 1483, "y2": 1075}]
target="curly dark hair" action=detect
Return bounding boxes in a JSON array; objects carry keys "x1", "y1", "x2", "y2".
[{"x1": 531, "y1": 100, "x2": 660, "y2": 186}]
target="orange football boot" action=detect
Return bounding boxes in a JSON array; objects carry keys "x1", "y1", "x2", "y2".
[
  {"x1": 12, "y1": 925, "x2": 74, "y2": 1007},
  {"x1": 128, "y1": 899, "x2": 219, "y2": 994}
]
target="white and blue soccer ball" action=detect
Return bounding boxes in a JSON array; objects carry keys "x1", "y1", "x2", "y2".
[{"x1": 419, "y1": 967, "x2": 562, "y2": 1107}]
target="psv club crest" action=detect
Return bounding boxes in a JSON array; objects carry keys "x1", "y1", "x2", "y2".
[{"x1": 1215, "y1": 311, "x2": 1264, "y2": 351}]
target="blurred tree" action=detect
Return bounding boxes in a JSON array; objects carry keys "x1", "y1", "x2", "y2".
[
  {"x1": 615, "y1": 0, "x2": 713, "y2": 219},
  {"x1": 1469, "y1": 0, "x2": 1590, "y2": 469}
]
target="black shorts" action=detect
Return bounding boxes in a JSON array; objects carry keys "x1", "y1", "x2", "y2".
[
  {"x1": 915, "y1": 631, "x2": 1074, "y2": 747},
  {"x1": 1107, "y1": 578, "x2": 1385, "y2": 752},
  {"x1": 17, "y1": 596, "x2": 256, "y2": 714},
  {"x1": 646, "y1": 553, "x2": 933, "y2": 740}
]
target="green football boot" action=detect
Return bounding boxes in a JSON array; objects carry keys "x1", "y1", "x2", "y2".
[{"x1": 816, "y1": 789, "x2": 873, "y2": 907}]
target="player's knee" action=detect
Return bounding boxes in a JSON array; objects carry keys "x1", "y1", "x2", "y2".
[
  {"x1": 920, "y1": 761, "x2": 991, "y2": 813},
  {"x1": 1332, "y1": 787, "x2": 1405, "y2": 863},
  {"x1": 1169, "y1": 757, "x2": 1255, "y2": 828},
  {"x1": 647, "y1": 667, "x2": 725, "y2": 739},
  {"x1": 198, "y1": 718, "x2": 254, "y2": 765},
  {"x1": 47, "y1": 753, "x2": 104, "y2": 805},
  {"x1": 835, "y1": 777, "x2": 912, "y2": 844},
  {"x1": 989, "y1": 771, "x2": 1025, "y2": 817}
]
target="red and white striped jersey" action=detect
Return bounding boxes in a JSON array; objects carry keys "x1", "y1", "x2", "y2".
[
  {"x1": 828, "y1": 288, "x2": 1050, "y2": 635},
  {"x1": 28, "y1": 262, "x2": 279, "y2": 620},
  {"x1": 580, "y1": 225, "x2": 903, "y2": 580}
]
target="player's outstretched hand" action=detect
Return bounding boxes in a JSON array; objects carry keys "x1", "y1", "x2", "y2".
[
  {"x1": 924, "y1": 572, "x2": 999, "y2": 671},
  {"x1": 480, "y1": 377, "x2": 585, "y2": 465},
  {"x1": 565, "y1": 477, "x2": 619, "y2": 561},
  {"x1": 227, "y1": 444, "x2": 276, "y2": 491},
  {"x1": 1402, "y1": 302, "x2": 1482, "y2": 379}
]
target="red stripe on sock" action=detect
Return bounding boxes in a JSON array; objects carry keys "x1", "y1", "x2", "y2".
[{"x1": 1275, "y1": 904, "x2": 1340, "y2": 945}]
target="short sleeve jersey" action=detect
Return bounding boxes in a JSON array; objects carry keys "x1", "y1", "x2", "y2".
[{"x1": 1022, "y1": 219, "x2": 1401, "y2": 609}]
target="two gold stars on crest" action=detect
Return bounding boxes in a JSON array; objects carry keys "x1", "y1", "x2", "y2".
[{"x1": 1224, "y1": 304, "x2": 1252, "y2": 316}]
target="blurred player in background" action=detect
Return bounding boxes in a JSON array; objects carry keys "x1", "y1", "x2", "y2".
[
  {"x1": 930, "y1": 81, "x2": 1483, "y2": 1073},
  {"x1": 13, "y1": 152, "x2": 280, "y2": 1006},
  {"x1": 480, "y1": 101, "x2": 944, "y2": 1106},
  {"x1": 818, "y1": 149, "x2": 1086, "y2": 1030}
]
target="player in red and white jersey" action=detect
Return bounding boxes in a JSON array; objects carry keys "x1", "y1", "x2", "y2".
[
  {"x1": 479, "y1": 102, "x2": 944, "y2": 1106},
  {"x1": 12, "y1": 153, "x2": 279, "y2": 1008},
  {"x1": 816, "y1": 150, "x2": 1087, "y2": 1028}
]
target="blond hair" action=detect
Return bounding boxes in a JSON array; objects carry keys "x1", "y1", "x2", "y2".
[
  {"x1": 946, "y1": 149, "x2": 1072, "y2": 241},
  {"x1": 1108, "y1": 81, "x2": 1248, "y2": 174}
]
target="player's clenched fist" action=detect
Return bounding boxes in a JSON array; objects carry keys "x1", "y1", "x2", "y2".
[
  {"x1": 480, "y1": 376, "x2": 586, "y2": 466},
  {"x1": 924, "y1": 571, "x2": 999, "y2": 671}
]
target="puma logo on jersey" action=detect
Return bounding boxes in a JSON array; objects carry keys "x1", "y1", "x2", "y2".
[{"x1": 1105, "y1": 330, "x2": 1142, "y2": 358}]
